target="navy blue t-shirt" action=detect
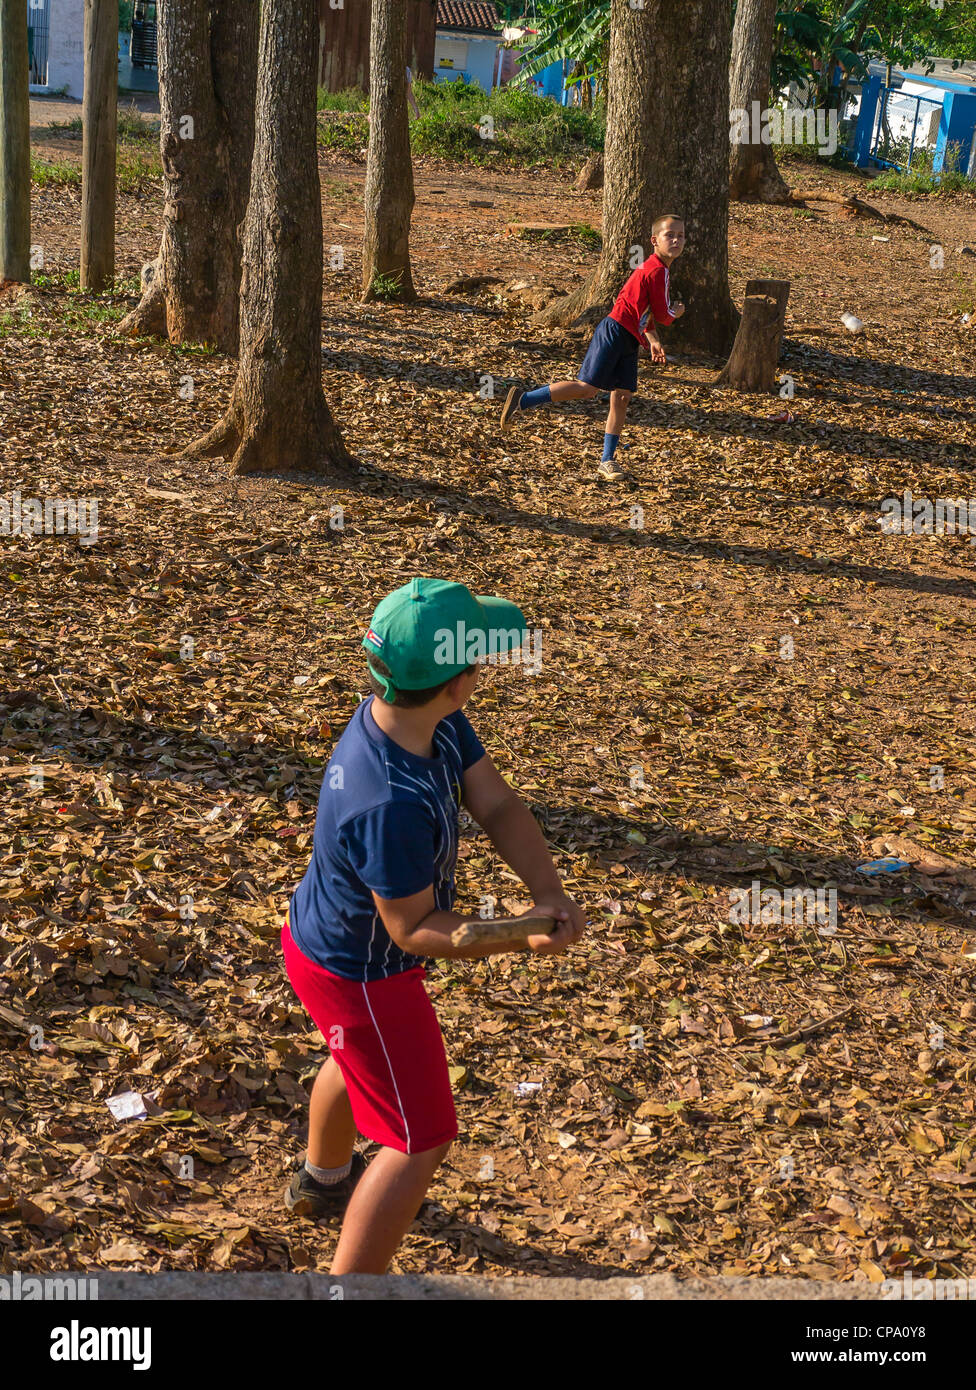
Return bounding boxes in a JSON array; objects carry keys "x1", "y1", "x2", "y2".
[{"x1": 288, "y1": 697, "x2": 486, "y2": 981}]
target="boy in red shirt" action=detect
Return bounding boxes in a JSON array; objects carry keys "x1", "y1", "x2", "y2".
[{"x1": 500, "y1": 214, "x2": 686, "y2": 480}]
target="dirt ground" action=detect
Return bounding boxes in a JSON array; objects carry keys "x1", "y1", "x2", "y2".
[{"x1": 1, "y1": 107, "x2": 975, "y2": 1282}]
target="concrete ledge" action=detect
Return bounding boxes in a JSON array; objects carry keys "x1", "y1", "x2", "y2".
[{"x1": 87, "y1": 1272, "x2": 888, "y2": 1300}]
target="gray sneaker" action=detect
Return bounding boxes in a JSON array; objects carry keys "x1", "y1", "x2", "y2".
[
  {"x1": 284, "y1": 1151, "x2": 368, "y2": 1219},
  {"x1": 597, "y1": 460, "x2": 624, "y2": 481}
]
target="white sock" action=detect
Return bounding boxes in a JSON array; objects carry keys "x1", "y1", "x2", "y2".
[{"x1": 304, "y1": 1156, "x2": 352, "y2": 1185}]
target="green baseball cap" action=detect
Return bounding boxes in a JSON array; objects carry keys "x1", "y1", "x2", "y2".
[{"x1": 362, "y1": 577, "x2": 528, "y2": 701}]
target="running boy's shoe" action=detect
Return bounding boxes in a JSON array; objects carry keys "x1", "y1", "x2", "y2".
[
  {"x1": 284, "y1": 1150, "x2": 368, "y2": 1218},
  {"x1": 597, "y1": 461, "x2": 625, "y2": 482},
  {"x1": 500, "y1": 385, "x2": 523, "y2": 433}
]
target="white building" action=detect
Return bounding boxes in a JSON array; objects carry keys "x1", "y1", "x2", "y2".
[
  {"x1": 28, "y1": 0, "x2": 85, "y2": 98},
  {"x1": 433, "y1": 0, "x2": 502, "y2": 92}
]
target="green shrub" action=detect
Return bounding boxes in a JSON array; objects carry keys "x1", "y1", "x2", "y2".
[
  {"x1": 317, "y1": 87, "x2": 369, "y2": 112},
  {"x1": 412, "y1": 80, "x2": 603, "y2": 166},
  {"x1": 117, "y1": 101, "x2": 158, "y2": 141},
  {"x1": 315, "y1": 78, "x2": 604, "y2": 169},
  {"x1": 369, "y1": 271, "x2": 406, "y2": 300},
  {"x1": 317, "y1": 114, "x2": 369, "y2": 153}
]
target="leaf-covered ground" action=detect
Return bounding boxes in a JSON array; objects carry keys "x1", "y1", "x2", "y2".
[{"x1": 1, "y1": 109, "x2": 976, "y2": 1281}]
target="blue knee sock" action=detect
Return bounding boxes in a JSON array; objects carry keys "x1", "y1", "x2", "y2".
[
  {"x1": 519, "y1": 386, "x2": 551, "y2": 411},
  {"x1": 602, "y1": 433, "x2": 620, "y2": 462}
]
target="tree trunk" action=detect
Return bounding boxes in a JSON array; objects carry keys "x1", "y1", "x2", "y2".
[
  {"x1": 0, "y1": 0, "x2": 31, "y2": 283},
  {"x1": 729, "y1": 0, "x2": 791, "y2": 203},
  {"x1": 185, "y1": 0, "x2": 351, "y2": 476},
  {"x1": 361, "y1": 0, "x2": 416, "y2": 302},
  {"x1": 81, "y1": 0, "x2": 117, "y2": 291},
  {"x1": 534, "y1": 0, "x2": 737, "y2": 357},
  {"x1": 715, "y1": 278, "x2": 789, "y2": 391},
  {"x1": 119, "y1": 0, "x2": 257, "y2": 351}
]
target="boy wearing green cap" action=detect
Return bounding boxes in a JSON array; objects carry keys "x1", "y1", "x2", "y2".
[{"x1": 281, "y1": 577, "x2": 586, "y2": 1274}]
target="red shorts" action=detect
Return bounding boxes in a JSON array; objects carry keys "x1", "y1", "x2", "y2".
[{"x1": 281, "y1": 919, "x2": 458, "y2": 1154}]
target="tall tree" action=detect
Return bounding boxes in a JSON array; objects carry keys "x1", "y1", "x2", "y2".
[
  {"x1": 186, "y1": 0, "x2": 350, "y2": 475},
  {"x1": 81, "y1": 0, "x2": 117, "y2": 290},
  {"x1": 535, "y1": 0, "x2": 736, "y2": 356},
  {"x1": 361, "y1": 0, "x2": 416, "y2": 302},
  {"x1": 729, "y1": 0, "x2": 791, "y2": 202},
  {"x1": 120, "y1": 0, "x2": 258, "y2": 352},
  {"x1": 0, "y1": 0, "x2": 30, "y2": 283}
]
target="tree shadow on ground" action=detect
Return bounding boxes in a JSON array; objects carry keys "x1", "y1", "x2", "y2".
[
  {"x1": 347, "y1": 462, "x2": 976, "y2": 600},
  {"x1": 627, "y1": 398, "x2": 976, "y2": 473},
  {"x1": 783, "y1": 340, "x2": 976, "y2": 402},
  {"x1": 3, "y1": 694, "x2": 972, "y2": 937},
  {"x1": 319, "y1": 342, "x2": 976, "y2": 472},
  {"x1": 533, "y1": 803, "x2": 975, "y2": 936},
  {"x1": 794, "y1": 383, "x2": 976, "y2": 426},
  {"x1": 413, "y1": 1206, "x2": 647, "y2": 1280},
  {"x1": 658, "y1": 482, "x2": 881, "y2": 518}
]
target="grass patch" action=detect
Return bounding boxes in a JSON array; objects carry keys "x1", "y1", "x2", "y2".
[
  {"x1": 30, "y1": 146, "x2": 160, "y2": 193},
  {"x1": 117, "y1": 146, "x2": 161, "y2": 192},
  {"x1": 13, "y1": 268, "x2": 136, "y2": 338},
  {"x1": 317, "y1": 114, "x2": 369, "y2": 155},
  {"x1": 159, "y1": 338, "x2": 220, "y2": 358},
  {"x1": 565, "y1": 223, "x2": 601, "y2": 248},
  {"x1": 411, "y1": 80, "x2": 604, "y2": 168},
  {"x1": 118, "y1": 102, "x2": 159, "y2": 141},
  {"x1": 33, "y1": 268, "x2": 141, "y2": 298},
  {"x1": 863, "y1": 141, "x2": 976, "y2": 197},
  {"x1": 866, "y1": 166, "x2": 976, "y2": 196},
  {"x1": 317, "y1": 88, "x2": 369, "y2": 113},
  {"x1": 316, "y1": 80, "x2": 605, "y2": 169},
  {"x1": 512, "y1": 222, "x2": 602, "y2": 248},
  {"x1": 0, "y1": 303, "x2": 45, "y2": 339},
  {"x1": 30, "y1": 154, "x2": 81, "y2": 187},
  {"x1": 48, "y1": 101, "x2": 159, "y2": 142},
  {"x1": 31, "y1": 269, "x2": 81, "y2": 291},
  {"x1": 63, "y1": 300, "x2": 128, "y2": 327}
]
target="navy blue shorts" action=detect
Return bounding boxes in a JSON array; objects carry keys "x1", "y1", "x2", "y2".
[{"x1": 579, "y1": 316, "x2": 640, "y2": 393}]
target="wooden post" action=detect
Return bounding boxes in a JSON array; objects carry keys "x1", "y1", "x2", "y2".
[
  {"x1": 0, "y1": 0, "x2": 31, "y2": 283},
  {"x1": 81, "y1": 0, "x2": 117, "y2": 290},
  {"x1": 715, "y1": 279, "x2": 790, "y2": 392}
]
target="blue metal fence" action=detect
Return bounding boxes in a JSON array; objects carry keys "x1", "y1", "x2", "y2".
[
  {"x1": 870, "y1": 85, "x2": 943, "y2": 172},
  {"x1": 849, "y1": 71, "x2": 976, "y2": 176}
]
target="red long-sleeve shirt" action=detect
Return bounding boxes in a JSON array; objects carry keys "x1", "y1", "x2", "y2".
[{"x1": 608, "y1": 253, "x2": 676, "y2": 344}]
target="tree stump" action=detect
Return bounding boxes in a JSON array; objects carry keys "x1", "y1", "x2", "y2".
[
  {"x1": 715, "y1": 279, "x2": 790, "y2": 391},
  {"x1": 575, "y1": 153, "x2": 604, "y2": 192}
]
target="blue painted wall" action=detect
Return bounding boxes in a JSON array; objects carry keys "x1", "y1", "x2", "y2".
[{"x1": 535, "y1": 58, "x2": 565, "y2": 100}]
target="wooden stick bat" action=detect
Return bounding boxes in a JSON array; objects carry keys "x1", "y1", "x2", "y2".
[{"x1": 451, "y1": 914, "x2": 557, "y2": 949}]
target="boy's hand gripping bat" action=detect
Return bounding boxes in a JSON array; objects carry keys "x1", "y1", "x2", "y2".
[{"x1": 451, "y1": 914, "x2": 557, "y2": 949}]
